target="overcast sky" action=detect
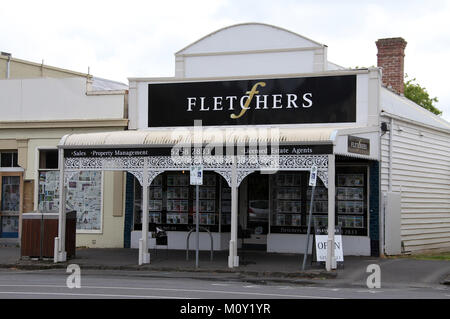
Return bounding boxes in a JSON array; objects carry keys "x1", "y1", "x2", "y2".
[{"x1": 1, "y1": 0, "x2": 449, "y2": 121}]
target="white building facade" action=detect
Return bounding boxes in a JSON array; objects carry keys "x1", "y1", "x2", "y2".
[{"x1": 54, "y1": 23, "x2": 450, "y2": 269}]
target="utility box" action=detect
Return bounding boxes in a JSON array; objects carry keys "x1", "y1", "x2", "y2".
[
  {"x1": 384, "y1": 192, "x2": 402, "y2": 255},
  {"x1": 21, "y1": 210, "x2": 76, "y2": 259}
]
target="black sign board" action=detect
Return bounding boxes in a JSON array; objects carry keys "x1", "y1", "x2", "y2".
[
  {"x1": 348, "y1": 135, "x2": 370, "y2": 156},
  {"x1": 313, "y1": 222, "x2": 342, "y2": 235},
  {"x1": 148, "y1": 75, "x2": 357, "y2": 127},
  {"x1": 270, "y1": 225, "x2": 365, "y2": 236},
  {"x1": 63, "y1": 144, "x2": 333, "y2": 158}
]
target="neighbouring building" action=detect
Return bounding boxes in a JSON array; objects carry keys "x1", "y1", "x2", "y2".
[
  {"x1": 0, "y1": 52, "x2": 128, "y2": 248},
  {"x1": 376, "y1": 38, "x2": 450, "y2": 254}
]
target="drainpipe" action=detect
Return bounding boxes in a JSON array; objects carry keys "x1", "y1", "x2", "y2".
[
  {"x1": 381, "y1": 116, "x2": 394, "y2": 256},
  {"x1": 1, "y1": 52, "x2": 12, "y2": 78},
  {"x1": 388, "y1": 117, "x2": 394, "y2": 192},
  {"x1": 7, "y1": 55, "x2": 11, "y2": 78}
]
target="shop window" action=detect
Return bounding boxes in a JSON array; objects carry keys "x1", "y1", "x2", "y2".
[
  {"x1": 271, "y1": 172, "x2": 304, "y2": 231},
  {"x1": 1, "y1": 176, "x2": 20, "y2": 212},
  {"x1": 269, "y1": 168, "x2": 368, "y2": 236},
  {"x1": 191, "y1": 174, "x2": 217, "y2": 227},
  {"x1": 130, "y1": 169, "x2": 369, "y2": 236},
  {"x1": 37, "y1": 149, "x2": 102, "y2": 232},
  {"x1": 0, "y1": 176, "x2": 20, "y2": 238},
  {"x1": 133, "y1": 172, "x2": 220, "y2": 232},
  {"x1": 305, "y1": 178, "x2": 329, "y2": 228},
  {"x1": 0, "y1": 151, "x2": 18, "y2": 168},
  {"x1": 221, "y1": 183, "x2": 231, "y2": 227},
  {"x1": 39, "y1": 150, "x2": 58, "y2": 169},
  {"x1": 37, "y1": 149, "x2": 60, "y2": 211},
  {"x1": 335, "y1": 166, "x2": 368, "y2": 236}
]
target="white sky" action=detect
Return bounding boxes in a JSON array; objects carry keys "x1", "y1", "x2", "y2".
[{"x1": 1, "y1": 0, "x2": 449, "y2": 121}]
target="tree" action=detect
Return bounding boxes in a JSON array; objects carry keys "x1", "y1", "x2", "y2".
[{"x1": 404, "y1": 75, "x2": 442, "y2": 116}]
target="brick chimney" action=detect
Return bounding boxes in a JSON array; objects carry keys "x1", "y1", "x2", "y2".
[{"x1": 376, "y1": 37, "x2": 407, "y2": 94}]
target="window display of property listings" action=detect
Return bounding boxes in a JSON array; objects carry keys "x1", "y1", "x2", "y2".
[
  {"x1": 272, "y1": 173, "x2": 302, "y2": 229},
  {"x1": 132, "y1": 167, "x2": 368, "y2": 236},
  {"x1": 38, "y1": 171, "x2": 102, "y2": 231},
  {"x1": 335, "y1": 166, "x2": 368, "y2": 236},
  {"x1": 270, "y1": 172, "x2": 328, "y2": 234},
  {"x1": 270, "y1": 168, "x2": 368, "y2": 235},
  {"x1": 134, "y1": 172, "x2": 220, "y2": 232}
]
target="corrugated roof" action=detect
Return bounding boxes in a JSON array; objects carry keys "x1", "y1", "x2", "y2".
[
  {"x1": 381, "y1": 87, "x2": 450, "y2": 132},
  {"x1": 91, "y1": 77, "x2": 128, "y2": 91},
  {"x1": 60, "y1": 127, "x2": 351, "y2": 147}
]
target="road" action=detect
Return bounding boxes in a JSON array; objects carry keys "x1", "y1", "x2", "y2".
[{"x1": 0, "y1": 268, "x2": 449, "y2": 300}]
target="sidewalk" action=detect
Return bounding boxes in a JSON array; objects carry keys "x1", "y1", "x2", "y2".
[{"x1": 1, "y1": 247, "x2": 449, "y2": 288}]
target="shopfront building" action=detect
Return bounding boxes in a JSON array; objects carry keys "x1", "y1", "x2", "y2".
[
  {"x1": 54, "y1": 23, "x2": 450, "y2": 269},
  {"x1": 57, "y1": 44, "x2": 381, "y2": 270},
  {"x1": 120, "y1": 70, "x2": 380, "y2": 259}
]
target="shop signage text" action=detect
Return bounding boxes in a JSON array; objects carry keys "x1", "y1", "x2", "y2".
[
  {"x1": 148, "y1": 75, "x2": 356, "y2": 127},
  {"x1": 64, "y1": 144, "x2": 333, "y2": 158},
  {"x1": 314, "y1": 226, "x2": 344, "y2": 262},
  {"x1": 348, "y1": 135, "x2": 370, "y2": 156}
]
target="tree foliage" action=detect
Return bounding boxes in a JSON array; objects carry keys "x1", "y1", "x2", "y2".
[{"x1": 404, "y1": 75, "x2": 442, "y2": 116}]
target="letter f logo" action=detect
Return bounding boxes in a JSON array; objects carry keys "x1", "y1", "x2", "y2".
[{"x1": 230, "y1": 82, "x2": 266, "y2": 119}]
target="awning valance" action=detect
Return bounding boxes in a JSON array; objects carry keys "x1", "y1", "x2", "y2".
[{"x1": 59, "y1": 126, "x2": 357, "y2": 147}]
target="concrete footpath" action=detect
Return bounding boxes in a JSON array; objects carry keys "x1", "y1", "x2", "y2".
[{"x1": 1, "y1": 246, "x2": 449, "y2": 288}]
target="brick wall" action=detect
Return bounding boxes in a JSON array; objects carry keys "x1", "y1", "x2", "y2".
[{"x1": 376, "y1": 37, "x2": 407, "y2": 95}]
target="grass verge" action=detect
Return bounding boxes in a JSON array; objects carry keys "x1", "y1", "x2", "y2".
[{"x1": 409, "y1": 252, "x2": 450, "y2": 261}]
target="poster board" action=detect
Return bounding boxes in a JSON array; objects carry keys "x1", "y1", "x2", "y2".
[{"x1": 38, "y1": 171, "x2": 102, "y2": 231}]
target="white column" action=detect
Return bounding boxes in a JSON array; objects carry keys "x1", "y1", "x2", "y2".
[
  {"x1": 229, "y1": 157, "x2": 239, "y2": 268},
  {"x1": 326, "y1": 154, "x2": 336, "y2": 271},
  {"x1": 56, "y1": 148, "x2": 67, "y2": 262},
  {"x1": 140, "y1": 159, "x2": 150, "y2": 265}
]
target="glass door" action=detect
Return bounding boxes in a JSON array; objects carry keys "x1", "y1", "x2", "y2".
[
  {"x1": 0, "y1": 175, "x2": 21, "y2": 238},
  {"x1": 245, "y1": 173, "x2": 269, "y2": 248}
]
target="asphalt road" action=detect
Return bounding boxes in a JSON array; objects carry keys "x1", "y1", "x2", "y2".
[{"x1": 0, "y1": 268, "x2": 449, "y2": 300}]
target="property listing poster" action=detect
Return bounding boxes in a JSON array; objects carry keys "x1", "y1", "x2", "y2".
[{"x1": 38, "y1": 171, "x2": 102, "y2": 231}]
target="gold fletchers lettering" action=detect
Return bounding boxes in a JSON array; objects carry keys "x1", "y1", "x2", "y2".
[{"x1": 230, "y1": 82, "x2": 266, "y2": 119}]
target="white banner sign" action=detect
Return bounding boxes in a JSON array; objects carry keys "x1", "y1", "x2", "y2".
[
  {"x1": 315, "y1": 234, "x2": 344, "y2": 262},
  {"x1": 309, "y1": 165, "x2": 318, "y2": 187},
  {"x1": 190, "y1": 165, "x2": 203, "y2": 185}
]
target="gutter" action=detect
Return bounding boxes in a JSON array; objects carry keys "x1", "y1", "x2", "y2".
[{"x1": 380, "y1": 110, "x2": 450, "y2": 134}]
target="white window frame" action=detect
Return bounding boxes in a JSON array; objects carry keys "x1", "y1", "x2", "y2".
[
  {"x1": 35, "y1": 146, "x2": 104, "y2": 234},
  {"x1": 0, "y1": 151, "x2": 19, "y2": 169}
]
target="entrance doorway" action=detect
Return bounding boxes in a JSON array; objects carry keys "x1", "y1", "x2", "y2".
[
  {"x1": 242, "y1": 173, "x2": 269, "y2": 250},
  {"x1": 0, "y1": 174, "x2": 21, "y2": 238}
]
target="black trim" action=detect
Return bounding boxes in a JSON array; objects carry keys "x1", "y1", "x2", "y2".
[{"x1": 64, "y1": 144, "x2": 333, "y2": 158}]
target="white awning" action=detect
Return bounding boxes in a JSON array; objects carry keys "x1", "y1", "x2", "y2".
[{"x1": 59, "y1": 126, "x2": 360, "y2": 147}]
